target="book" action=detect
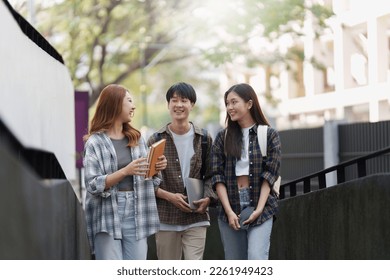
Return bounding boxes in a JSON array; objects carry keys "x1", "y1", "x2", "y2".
[
  {"x1": 184, "y1": 177, "x2": 204, "y2": 209},
  {"x1": 145, "y1": 139, "x2": 166, "y2": 178}
]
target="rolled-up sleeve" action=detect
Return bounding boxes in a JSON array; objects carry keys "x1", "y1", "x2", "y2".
[
  {"x1": 83, "y1": 139, "x2": 111, "y2": 198},
  {"x1": 211, "y1": 130, "x2": 227, "y2": 190}
]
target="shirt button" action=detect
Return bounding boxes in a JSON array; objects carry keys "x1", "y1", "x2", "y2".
[
  {"x1": 249, "y1": 186, "x2": 253, "y2": 189},
  {"x1": 249, "y1": 174, "x2": 252, "y2": 176}
]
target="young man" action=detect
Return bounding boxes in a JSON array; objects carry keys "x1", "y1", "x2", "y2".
[{"x1": 147, "y1": 82, "x2": 217, "y2": 260}]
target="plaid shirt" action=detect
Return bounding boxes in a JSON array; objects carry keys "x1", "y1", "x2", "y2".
[
  {"x1": 147, "y1": 123, "x2": 218, "y2": 225},
  {"x1": 211, "y1": 125, "x2": 280, "y2": 226},
  {"x1": 83, "y1": 132, "x2": 160, "y2": 253}
]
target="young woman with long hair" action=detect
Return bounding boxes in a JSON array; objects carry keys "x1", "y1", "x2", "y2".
[
  {"x1": 211, "y1": 83, "x2": 281, "y2": 260},
  {"x1": 83, "y1": 84, "x2": 167, "y2": 260}
]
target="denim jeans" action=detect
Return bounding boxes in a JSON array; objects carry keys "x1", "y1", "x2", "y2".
[
  {"x1": 218, "y1": 188, "x2": 273, "y2": 260},
  {"x1": 94, "y1": 191, "x2": 147, "y2": 260}
]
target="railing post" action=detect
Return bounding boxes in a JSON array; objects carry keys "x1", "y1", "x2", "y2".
[
  {"x1": 303, "y1": 178, "x2": 311, "y2": 193},
  {"x1": 357, "y1": 160, "x2": 367, "y2": 177},
  {"x1": 279, "y1": 186, "x2": 285, "y2": 199},
  {"x1": 318, "y1": 173, "x2": 326, "y2": 189},
  {"x1": 337, "y1": 167, "x2": 345, "y2": 184},
  {"x1": 290, "y1": 183, "x2": 297, "y2": 197}
]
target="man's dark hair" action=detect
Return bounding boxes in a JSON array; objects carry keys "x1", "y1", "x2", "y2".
[{"x1": 166, "y1": 82, "x2": 197, "y2": 104}]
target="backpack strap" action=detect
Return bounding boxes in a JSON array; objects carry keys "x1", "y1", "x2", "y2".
[
  {"x1": 257, "y1": 125, "x2": 281, "y2": 198},
  {"x1": 257, "y1": 125, "x2": 268, "y2": 157},
  {"x1": 153, "y1": 132, "x2": 162, "y2": 141}
]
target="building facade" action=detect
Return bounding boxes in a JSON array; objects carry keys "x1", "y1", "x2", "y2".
[{"x1": 219, "y1": 0, "x2": 390, "y2": 130}]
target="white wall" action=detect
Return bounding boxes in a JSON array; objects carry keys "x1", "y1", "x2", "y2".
[{"x1": 0, "y1": 2, "x2": 76, "y2": 180}]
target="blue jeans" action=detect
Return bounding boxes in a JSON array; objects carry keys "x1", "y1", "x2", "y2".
[
  {"x1": 218, "y1": 188, "x2": 273, "y2": 260},
  {"x1": 94, "y1": 191, "x2": 147, "y2": 260}
]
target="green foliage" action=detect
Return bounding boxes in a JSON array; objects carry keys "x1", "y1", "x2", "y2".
[
  {"x1": 258, "y1": 0, "x2": 306, "y2": 37},
  {"x1": 34, "y1": 0, "x2": 205, "y2": 106},
  {"x1": 13, "y1": 0, "x2": 334, "y2": 126}
]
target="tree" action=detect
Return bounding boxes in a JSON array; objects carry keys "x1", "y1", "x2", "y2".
[
  {"x1": 34, "y1": 0, "x2": 207, "y2": 107},
  {"x1": 11, "y1": 0, "x2": 334, "y2": 128}
]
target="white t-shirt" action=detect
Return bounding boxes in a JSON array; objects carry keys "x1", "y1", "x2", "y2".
[
  {"x1": 235, "y1": 125, "x2": 253, "y2": 176},
  {"x1": 170, "y1": 125, "x2": 194, "y2": 181}
]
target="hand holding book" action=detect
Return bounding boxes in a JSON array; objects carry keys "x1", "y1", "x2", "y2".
[
  {"x1": 145, "y1": 139, "x2": 167, "y2": 179},
  {"x1": 131, "y1": 157, "x2": 149, "y2": 176}
]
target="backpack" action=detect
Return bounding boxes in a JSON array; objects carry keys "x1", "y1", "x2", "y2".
[
  {"x1": 153, "y1": 128, "x2": 208, "y2": 179},
  {"x1": 257, "y1": 125, "x2": 281, "y2": 198}
]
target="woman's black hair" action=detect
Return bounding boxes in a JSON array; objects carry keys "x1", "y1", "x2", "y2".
[{"x1": 224, "y1": 83, "x2": 269, "y2": 158}]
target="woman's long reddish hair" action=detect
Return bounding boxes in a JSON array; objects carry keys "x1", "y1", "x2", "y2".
[{"x1": 83, "y1": 84, "x2": 140, "y2": 146}]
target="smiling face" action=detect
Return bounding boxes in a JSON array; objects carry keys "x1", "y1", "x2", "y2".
[
  {"x1": 225, "y1": 91, "x2": 253, "y2": 125},
  {"x1": 168, "y1": 92, "x2": 194, "y2": 122},
  {"x1": 119, "y1": 91, "x2": 136, "y2": 123}
]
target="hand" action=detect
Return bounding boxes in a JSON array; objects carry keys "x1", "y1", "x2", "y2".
[
  {"x1": 168, "y1": 193, "x2": 192, "y2": 213},
  {"x1": 155, "y1": 155, "x2": 167, "y2": 172},
  {"x1": 242, "y1": 208, "x2": 262, "y2": 227},
  {"x1": 192, "y1": 197, "x2": 210, "y2": 214},
  {"x1": 226, "y1": 210, "x2": 240, "y2": 231},
  {"x1": 126, "y1": 157, "x2": 149, "y2": 176}
]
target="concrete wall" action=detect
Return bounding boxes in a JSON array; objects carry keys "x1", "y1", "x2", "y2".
[
  {"x1": 0, "y1": 144, "x2": 90, "y2": 260},
  {"x1": 0, "y1": 1, "x2": 76, "y2": 180},
  {"x1": 270, "y1": 173, "x2": 390, "y2": 259}
]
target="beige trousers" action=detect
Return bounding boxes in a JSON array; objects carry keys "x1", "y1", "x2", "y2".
[{"x1": 155, "y1": 226, "x2": 207, "y2": 260}]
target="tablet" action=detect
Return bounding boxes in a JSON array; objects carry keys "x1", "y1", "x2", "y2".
[
  {"x1": 239, "y1": 206, "x2": 254, "y2": 229},
  {"x1": 184, "y1": 177, "x2": 204, "y2": 209}
]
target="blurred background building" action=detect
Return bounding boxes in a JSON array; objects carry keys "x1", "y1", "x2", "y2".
[{"x1": 218, "y1": 0, "x2": 390, "y2": 130}]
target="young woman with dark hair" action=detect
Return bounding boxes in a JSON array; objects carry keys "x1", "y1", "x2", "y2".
[{"x1": 211, "y1": 83, "x2": 281, "y2": 260}]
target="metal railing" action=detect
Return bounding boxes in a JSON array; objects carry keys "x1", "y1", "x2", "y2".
[{"x1": 279, "y1": 145, "x2": 390, "y2": 199}]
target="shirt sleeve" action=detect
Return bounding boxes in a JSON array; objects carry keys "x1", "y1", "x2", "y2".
[
  {"x1": 260, "y1": 128, "x2": 281, "y2": 187},
  {"x1": 211, "y1": 130, "x2": 227, "y2": 190},
  {"x1": 203, "y1": 132, "x2": 218, "y2": 205},
  {"x1": 83, "y1": 138, "x2": 110, "y2": 197}
]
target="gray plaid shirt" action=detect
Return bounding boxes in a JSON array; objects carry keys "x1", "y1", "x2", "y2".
[{"x1": 83, "y1": 132, "x2": 160, "y2": 253}]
